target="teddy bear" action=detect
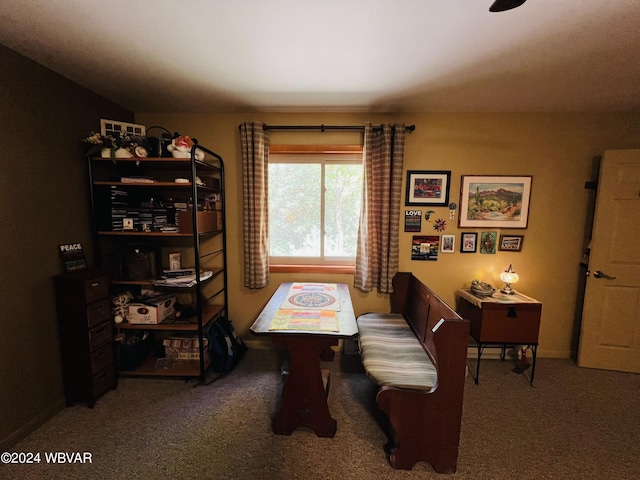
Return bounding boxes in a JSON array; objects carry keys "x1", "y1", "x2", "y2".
[
  {"x1": 112, "y1": 291, "x2": 134, "y2": 324},
  {"x1": 167, "y1": 135, "x2": 204, "y2": 161}
]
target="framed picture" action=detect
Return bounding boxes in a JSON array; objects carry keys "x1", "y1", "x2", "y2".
[
  {"x1": 459, "y1": 175, "x2": 532, "y2": 228},
  {"x1": 460, "y1": 232, "x2": 477, "y2": 253},
  {"x1": 441, "y1": 234, "x2": 455, "y2": 253},
  {"x1": 404, "y1": 210, "x2": 422, "y2": 232},
  {"x1": 405, "y1": 170, "x2": 451, "y2": 206},
  {"x1": 100, "y1": 119, "x2": 146, "y2": 138},
  {"x1": 480, "y1": 231, "x2": 498, "y2": 254},
  {"x1": 411, "y1": 235, "x2": 439, "y2": 260},
  {"x1": 499, "y1": 235, "x2": 524, "y2": 252},
  {"x1": 58, "y1": 243, "x2": 87, "y2": 273}
]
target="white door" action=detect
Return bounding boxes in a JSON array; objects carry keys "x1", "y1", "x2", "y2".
[{"x1": 578, "y1": 150, "x2": 640, "y2": 373}]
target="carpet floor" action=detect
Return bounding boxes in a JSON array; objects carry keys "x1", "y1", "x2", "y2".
[{"x1": 3, "y1": 347, "x2": 639, "y2": 479}]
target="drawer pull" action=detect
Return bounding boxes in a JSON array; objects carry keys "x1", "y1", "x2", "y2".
[
  {"x1": 507, "y1": 307, "x2": 517, "y2": 318},
  {"x1": 91, "y1": 281, "x2": 101, "y2": 287}
]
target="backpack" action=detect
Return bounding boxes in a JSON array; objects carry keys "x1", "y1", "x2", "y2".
[{"x1": 208, "y1": 316, "x2": 248, "y2": 375}]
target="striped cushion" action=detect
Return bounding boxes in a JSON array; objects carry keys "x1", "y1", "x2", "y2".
[{"x1": 357, "y1": 313, "x2": 437, "y2": 391}]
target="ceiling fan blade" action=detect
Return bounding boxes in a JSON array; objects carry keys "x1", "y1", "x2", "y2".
[{"x1": 489, "y1": 0, "x2": 527, "y2": 12}]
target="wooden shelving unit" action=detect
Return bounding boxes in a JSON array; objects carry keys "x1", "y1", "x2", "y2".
[
  {"x1": 87, "y1": 146, "x2": 227, "y2": 382},
  {"x1": 116, "y1": 304, "x2": 225, "y2": 332}
]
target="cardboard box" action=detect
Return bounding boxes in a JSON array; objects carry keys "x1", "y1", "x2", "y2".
[
  {"x1": 127, "y1": 295, "x2": 177, "y2": 324},
  {"x1": 177, "y1": 211, "x2": 218, "y2": 234},
  {"x1": 163, "y1": 336, "x2": 209, "y2": 360},
  {"x1": 214, "y1": 210, "x2": 222, "y2": 230},
  {"x1": 164, "y1": 348, "x2": 210, "y2": 361},
  {"x1": 201, "y1": 176, "x2": 220, "y2": 189}
]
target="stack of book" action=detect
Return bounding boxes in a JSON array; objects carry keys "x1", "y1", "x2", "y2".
[
  {"x1": 125, "y1": 207, "x2": 140, "y2": 230},
  {"x1": 155, "y1": 269, "x2": 213, "y2": 287},
  {"x1": 173, "y1": 199, "x2": 189, "y2": 229},
  {"x1": 139, "y1": 207, "x2": 153, "y2": 231},
  {"x1": 152, "y1": 206, "x2": 168, "y2": 231},
  {"x1": 109, "y1": 186, "x2": 128, "y2": 231},
  {"x1": 163, "y1": 268, "x2": 198, "y2": 278}
]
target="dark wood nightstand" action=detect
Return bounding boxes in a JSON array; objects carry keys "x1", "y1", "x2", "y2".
[{"x1": 456, "y1": 289, "x2": 542, "y2": 385}]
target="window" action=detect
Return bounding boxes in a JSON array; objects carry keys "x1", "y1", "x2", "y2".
[{"x1": 268, "y1": 146, "x2": 363, "y2": 267}]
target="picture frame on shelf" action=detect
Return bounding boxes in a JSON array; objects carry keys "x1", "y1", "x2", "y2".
[
  {"x1": 460, "y1": 232, "x2": 478, "y2": 253},
  {"x1": 499, "y1": 234, "x2": 524, "y2": 251},
  {"x1": 441, "y1": 234, "x2": 455, "y2": 253},
  {"x1": 405, "y1": 170, "x2": 451, "y2": 206},
  {"x1": 100, "y1": 119, "x2": 146, "y2": 138},
  {"x1": 459, "y1": 175, "x2": 532, "y2": 228}
]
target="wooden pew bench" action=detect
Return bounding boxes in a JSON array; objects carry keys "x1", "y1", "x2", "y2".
[{"x1": 356, "y1": 272, "x2": 470, "y2": 473}]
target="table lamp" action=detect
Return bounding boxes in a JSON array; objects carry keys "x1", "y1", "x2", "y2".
[{"x1": 500, "y1": 264, "x2": 519, "y2": 295}]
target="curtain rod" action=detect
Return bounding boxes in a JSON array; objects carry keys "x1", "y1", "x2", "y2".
[{"x1": 260, "y1": 124, "x2": 415, "y2": 133}]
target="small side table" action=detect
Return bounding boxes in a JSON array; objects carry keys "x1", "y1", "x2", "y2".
[{"x1": 456, "y1": 290, "x2": 542, "y2": 385}]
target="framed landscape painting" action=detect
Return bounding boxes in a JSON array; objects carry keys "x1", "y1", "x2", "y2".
[{"x1": 459, "y1": 175, "x2": 532, "y2": 228}]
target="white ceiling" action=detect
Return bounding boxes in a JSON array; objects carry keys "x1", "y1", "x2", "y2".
[{"x1": 1, "y1": 0, "x2": 640, "y2": 113}]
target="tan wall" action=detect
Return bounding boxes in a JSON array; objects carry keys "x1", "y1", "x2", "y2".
[
  {"x1": 2, "y1": 41, "x2": 639, "y2": 449},
  {"x1": 0, "y1": 44, "x2": 133, "y2": 448},
  {"x1": 136, "y1": 111, "x2": 640, "y2": 358}
]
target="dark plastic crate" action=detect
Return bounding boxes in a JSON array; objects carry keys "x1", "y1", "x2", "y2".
[{"x1": 118, "y1": 333, "x2": 152, "y2": 371}]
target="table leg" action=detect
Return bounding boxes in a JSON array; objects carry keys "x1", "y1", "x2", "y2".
[
  {"x1": 530, "y1": 344, "x2": 538, "y2": 386},
  {"x1": 271, "y1": 336, "x2": 338, "y2": 437},
  {"x1": 475, "y1": 343, "x2": 482, "y2": 385},
  {"x1": 320, "y1": 346, "x2": 335, "y2": 361}
]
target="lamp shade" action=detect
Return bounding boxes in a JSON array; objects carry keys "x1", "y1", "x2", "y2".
[
  {"x1": 500, "y1": 269, "x2": 519, "y2": 285},
  {"x1": 500, "y1": 265, "x2": 519, "y2": 294}
]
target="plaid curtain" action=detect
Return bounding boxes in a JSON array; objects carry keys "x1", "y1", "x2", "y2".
[
  {"x1": 354, "y1": 123, "x2": 405, "y2": 293},
  {"x1": 240, "y1": 122, "x2": 270, "y2": 289}
]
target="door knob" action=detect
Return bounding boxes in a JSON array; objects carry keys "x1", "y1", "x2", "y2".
[{"x1": 593, "y1": 270, "x2": 616, "y2": 279}]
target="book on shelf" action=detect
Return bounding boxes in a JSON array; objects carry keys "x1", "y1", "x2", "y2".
[
  {"x1": 154, "y1": 270, "x2": 213, "y2": 287},
  {"x1": 163, "y1": 268, "x2": 197, "y2": 278},
  {"x1": 120, "y1": 176, "x2": 155, "y2": 184}
]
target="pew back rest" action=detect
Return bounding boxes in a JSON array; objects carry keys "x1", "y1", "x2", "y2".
[{"x1": 391, "y1": 272, "x2": 464, "y2": 370}]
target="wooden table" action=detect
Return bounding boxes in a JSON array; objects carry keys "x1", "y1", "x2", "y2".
[
  {"x1": 250, "y1": 283, "x2": 358, "y2": 437},
  {"x1": 456, "y1": 289, "x2": 542, "y2": 385}
]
